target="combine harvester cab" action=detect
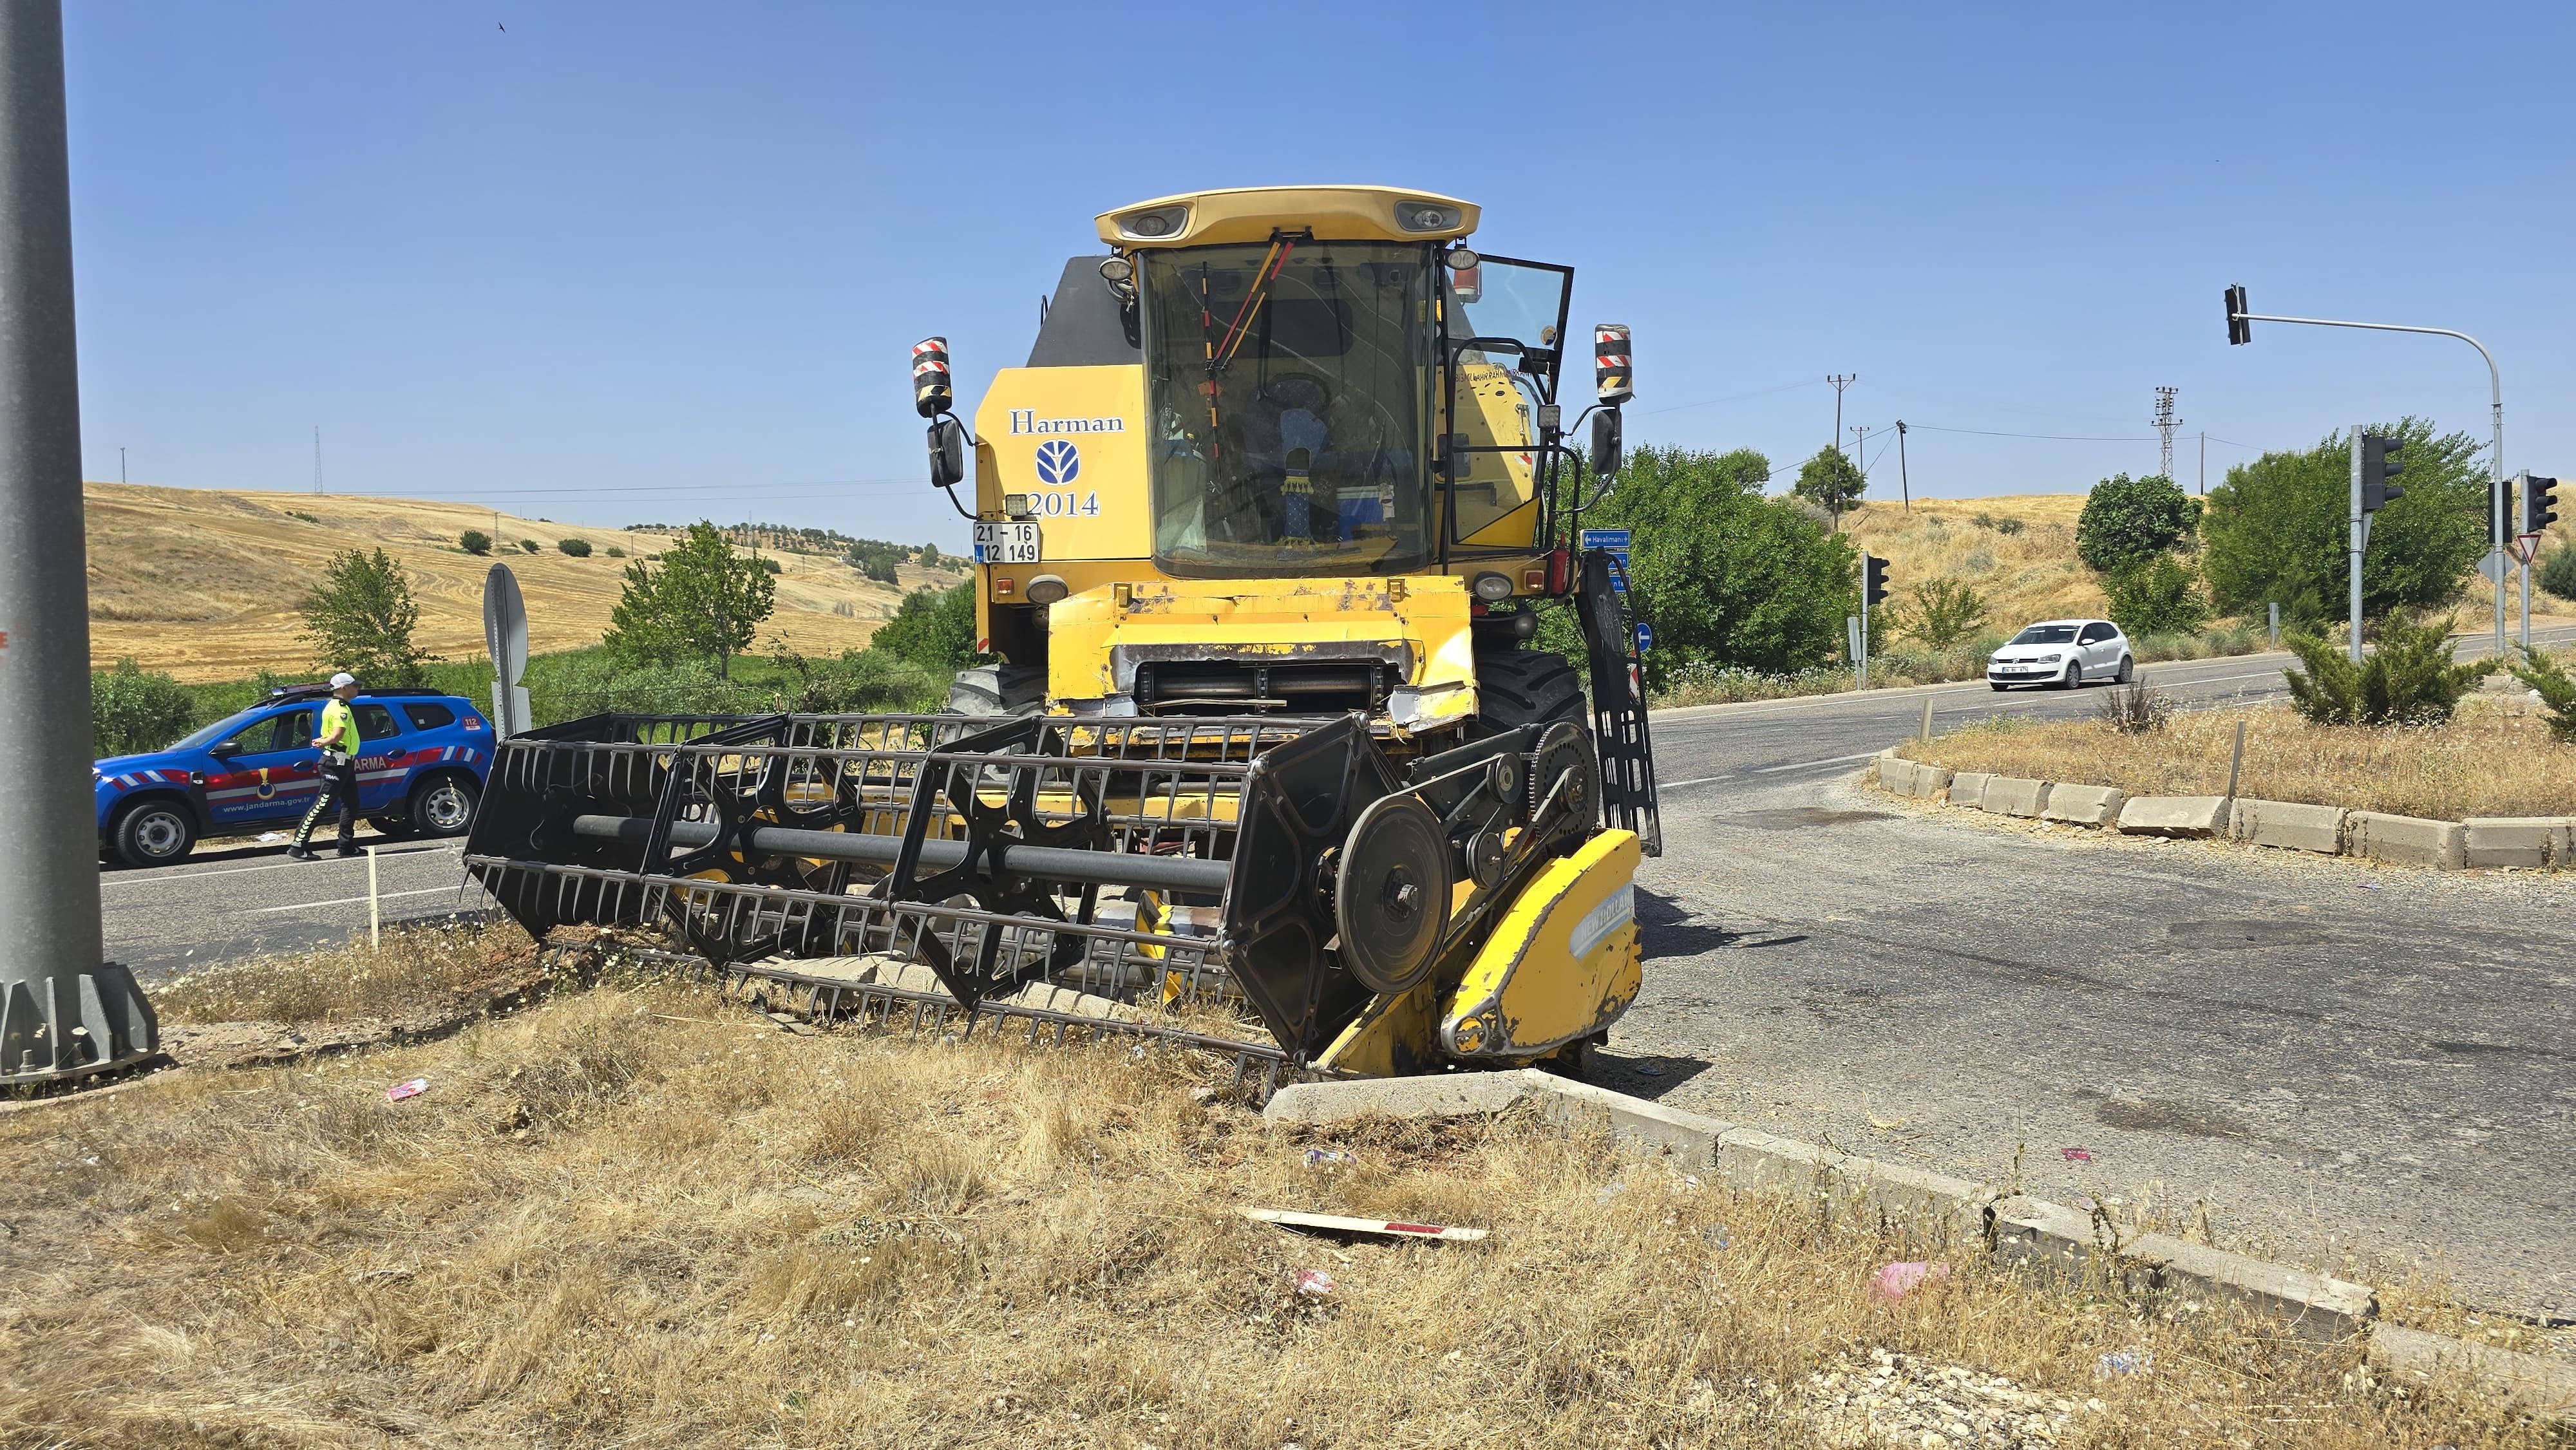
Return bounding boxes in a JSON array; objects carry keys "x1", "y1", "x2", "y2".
[{"x1": 468, "y1": 185, "x2": 1660, "y2": 1085}]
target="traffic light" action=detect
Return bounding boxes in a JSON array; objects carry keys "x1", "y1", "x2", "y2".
[
  {"x1": 1863, "y1": 554, "x2": 1890, "y2": 607},
  {"x1": 2361, "y1": 431, "x2": 2405, "y2": 514},
  {"x1": 2225, "y1": 285, "x2": 2251, "y2": 346},
  {"x1": 2526, "y1": 475, "x2": 2561, "y2": 534}
]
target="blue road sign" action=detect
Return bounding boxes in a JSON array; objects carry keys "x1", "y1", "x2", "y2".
[
  {"x1": 1634, "y1": 621, "x2": 1654, "y2": 652},
  {"x1": 1580, "y1": 529, "x2": 1632, "y2": 594}
]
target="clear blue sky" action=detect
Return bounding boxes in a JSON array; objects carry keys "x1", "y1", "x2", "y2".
[{"x1": 64, "y1": 1, "x2": 2576, "y2": 549}]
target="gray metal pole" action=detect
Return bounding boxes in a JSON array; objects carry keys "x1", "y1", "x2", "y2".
[
  {"x1": 2519, "y1": 471, "x2": 2533, "y2": 653},
  {"x1": 2349, "y1": 428, "x2": 2365, "y2": 666},
  {"x1": 0, "y1": 1, "x2": 156, "y2": 1086},
  {"x1": 2231, "y1": 309, "x2": 2503, "y2": 654}
]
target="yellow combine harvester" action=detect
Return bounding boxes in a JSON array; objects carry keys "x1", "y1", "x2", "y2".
[{"x1": 466, "y1": 185, "x2": 1659, "y2": 1083}]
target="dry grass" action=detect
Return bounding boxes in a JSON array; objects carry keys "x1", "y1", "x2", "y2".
[
  {"x1": 0, "y1": 936, "x2": 2552, "y2": 1447},
  {"x1": 84, "y1": 483, "x2": 951, "y2": 681},
  {"x1": 153, "y1": 919, "x2": 540, "y2": 1027},
  {"x1": 1903, "y1": 698, "x2": 2576, "y2": 820}
]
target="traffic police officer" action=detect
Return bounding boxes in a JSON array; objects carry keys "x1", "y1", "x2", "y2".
[{"x1": 287, "y1": 672, "x2": 364, "y2": 860}]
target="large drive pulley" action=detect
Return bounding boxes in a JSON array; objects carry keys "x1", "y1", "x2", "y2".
[{"x1": 1334, "y1": 792, "x2": 1449, "y2": 994}]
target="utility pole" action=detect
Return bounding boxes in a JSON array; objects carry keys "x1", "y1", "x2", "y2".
[
  {"x1": 118, "y1": 444, "x2": 124, "y2": 483},
  {"x1": 2198, "y1": 431, "x2": 2205, "y2": 496},
  {"x1": 2348, "y1": 428, "x2": 2365, "y2": 666},
  {"x1": 312, "y1": 425, "x2": 320, "y2": 494},
  {"x1": 0, "y1": 0, "x2": 159, "y2": 1088},
  {"x1": 1846, "y1": 425, "x2": 1870, "y2": 531},
  {"x1": 1896, "y1": 419, "x2": 1910, "y2": 512},
  {"x1": 2153, "y1": 387, "x2": 2179, "y2": 481},
  {"x1": 2224, "y1": 287, "x2": 2506, "y2": 655},
  {"x1": 1826, "y1": 374, "x2": 1855, "y2": 458}
]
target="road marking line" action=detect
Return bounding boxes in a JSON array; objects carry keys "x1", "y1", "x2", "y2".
[
  {"x1": 1754, "y1": 751, "x2": 1883, "y2": 773},
  {"x1": 249, "y1": 886, "x2": 475, "y2": 914},
  {"x1": 102, "y1": 845, "x2": 462, "y2": 887}
]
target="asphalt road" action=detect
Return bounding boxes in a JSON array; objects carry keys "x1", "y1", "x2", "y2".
[
  {"x1": 103, "y1": 835, "x2": 495, "y2": 982},
  {"x1": 1620, "y1": 629, "x2": 2576, "y2": 1319}
]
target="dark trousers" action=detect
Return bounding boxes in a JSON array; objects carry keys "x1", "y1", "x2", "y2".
[{"x1": 295, "y1": 757, "x2": 360, "y2": 851}]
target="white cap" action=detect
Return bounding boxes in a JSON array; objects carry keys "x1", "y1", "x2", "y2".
[{"x1": 329, "y1": 672, "x2": 358, "y2": 689}]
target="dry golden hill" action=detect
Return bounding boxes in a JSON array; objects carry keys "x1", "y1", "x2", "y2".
[
  {"x1": 84, "y1": 483, "x2": 960, "y2": 682},
  {"x1": 1836, "y1": 493, "x2": 2571, "y2": 635}
]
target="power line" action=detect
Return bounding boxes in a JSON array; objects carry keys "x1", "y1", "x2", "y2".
[
  {"x1": 1902, "y1": 422, "x2": 2158, "y2": 442},
  {"x1": 1636, "y1": 376, "x2": 1827, "y2": 417},
  {"x1": 2153, "y1": 386, "x2": 2179, "y2": 480}
]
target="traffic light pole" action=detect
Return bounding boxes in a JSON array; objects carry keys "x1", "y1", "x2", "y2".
[
  {"x1": 0, "y1": 1, "x2": 158, "y2": 1088},
  {"x1": 2227, "y1": 305, "x2": 2505, "y2": 655},
  {"x1": 2349, "y1": 428, "x2": 2365, "y2": 665}
]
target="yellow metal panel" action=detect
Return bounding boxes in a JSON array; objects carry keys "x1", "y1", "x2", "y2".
[
  {"x1": 1448, "y1": 360, "x2": 1544, "y2": 550},
  {"x1": 972, "y1": 365, "x2": 1151, "y2": 561},
  {"x1": 1440, "y1": 831, "x2": 1643, "y2": 1059},
  {"x1": 1095, "y1": 185, "x2": 1479, "y2": 248}
]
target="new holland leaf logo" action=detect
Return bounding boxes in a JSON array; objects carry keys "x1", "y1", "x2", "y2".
[{"x1": 1034, "y1": 439, "x2": 1081, "y2": 487}]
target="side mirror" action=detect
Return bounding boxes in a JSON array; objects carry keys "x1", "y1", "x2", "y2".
[
  {"x1": 207, "y1": 741, "x2": 242, "y2": 760},
  {"x1": 1590, "y1": 408, "x2": 1624, "y2": 482},
  {"x1": 927, "y1": 415, "x2": 967, "y2": 490}
]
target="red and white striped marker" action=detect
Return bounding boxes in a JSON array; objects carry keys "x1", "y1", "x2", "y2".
[{"x1": 1243, "y1": 1207, "x2": 1488, "y2": 1243}]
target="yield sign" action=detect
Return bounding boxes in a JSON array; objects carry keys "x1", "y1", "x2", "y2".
[{"x1": 2512, "y1": 533, "x2": 2543, "y2": 566}]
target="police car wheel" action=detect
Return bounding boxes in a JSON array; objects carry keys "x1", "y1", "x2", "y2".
[
  {"x1": 412, "y1": 772, "x2": 479, "y2": 837},
  {"x1": 113, "y1": 801, "x2": 196, "y2": 868}
]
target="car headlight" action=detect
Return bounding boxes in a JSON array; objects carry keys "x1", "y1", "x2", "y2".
[{"x1": 2040, "y1": 654, "x2": 2061, "y2": 663}]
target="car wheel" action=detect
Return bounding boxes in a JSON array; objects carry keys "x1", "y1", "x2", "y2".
[
  {"x1": 2060, "y1": 663, "x2": 2083, "y2": 690},
  {"x1": 366, "y1": 814, "x2": 418, "y2": 841},
  {"x1": 1990, "y1": 681, "x2": 2010, "y2": 692},
  {"x1": 113, "y1": 800, "x2": 196, "y2": 868},
  {"x1": 2116, "y1": 654, "x2": 2134, "y2": 684},
  {"x1": 410, "y1": 771, "x2": 480, "y2": 837}
]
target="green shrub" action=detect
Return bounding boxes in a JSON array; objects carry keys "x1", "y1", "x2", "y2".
[
  {"x1": 2076, "y1": 473, "x2": 2199, "y2": 573},
  {"x1": 870, "y1": 582, "x2": 980, "y2": 672},
  {"x1": 2104, "y1": 554, "x2": 2210, "y2": 637},
  {"x1": 557, "y1": 538, "x2": 592, "y2": 558},
  {"x1": 1900, "y1": 578, "x2": 1989, "y2": 648},
  {"x1": 2283, "y1": 614, "x2": 2483, "y2": 726},
  {"x1": 2538, "y1": 545, "x2": 2576, "y2": 601},
  {"x1": 605, "y1": 545, "x2": 626, "y2": 558},
  {"x1": 757, "y1": 557, "x2": 782, "y2": 574},
  {"x1": 460, "y1": 530, "x2": 492, "y2": 556},
  {"x1": 1994, "y1": 517, "x2": 2024, "y2": 536},
  {"x1": 289, "y1": 510, "x2": 319, "y2": 523},
  {"x1": 519, "y1": 538, "x2": 542, "y2": 554},
  {"x1": 91, "y1": 658, "x2": 198, "y2": 757},
  {"x1": 2506, "y1": 645, "x2": 2576, "y2": 743}
]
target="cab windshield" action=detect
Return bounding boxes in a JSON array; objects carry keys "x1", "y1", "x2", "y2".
[{"x1": 1139, "y1": 241, "x2": 1434, "y2": 576}]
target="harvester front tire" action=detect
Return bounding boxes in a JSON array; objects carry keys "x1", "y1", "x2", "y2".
[
  {"x1": 946, "y1": 664, "x2": 1047, "y2": 717},
  {"x1": 1472, "y1": 650, "x2": 1587, "y2": 733}
]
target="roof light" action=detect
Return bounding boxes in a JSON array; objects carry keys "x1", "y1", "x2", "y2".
[
  {"x1": 1098, "y1": 255, "x2": 1133, "y2": 285},
  {"x1": 1117, "y1": 207, "x2": 1186, "y2": 240},
  {"x1": 1395, "y1": 200, "x2": 1463, "y2": 233}
]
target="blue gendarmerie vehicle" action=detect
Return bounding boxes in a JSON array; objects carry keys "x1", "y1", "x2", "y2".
[{"x1": 93, "y1": 683, "x2": 493, "y2": 867}]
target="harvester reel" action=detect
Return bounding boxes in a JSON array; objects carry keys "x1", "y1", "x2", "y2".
[{"x1": 1334, "y1": 791, "x2": 1450, "y2": 995}]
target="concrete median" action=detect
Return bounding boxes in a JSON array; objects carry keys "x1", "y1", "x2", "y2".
[
  {"x1": 2347, "y1": 811, "x2": 2466, "y2": 870},
  {"x1": 2039, "y1": 784, "x2": 2124, "y2": 826},
  {"x1": 1982, "y1": 776, "x2": 2050, "y2": 818},
  {"x1": 2115, "y1": 795, "x2": 2230, "y2": 838},
  {"x1": 1874, "y1": 755, "x2": 1918, "y2": 795},
  {"x1": 1910, "y1": 764, "x2": 1954, "y2": 800},
  {"x1": 1947, "y1": 770, "x2": 1991, "y2": 808},
  {"x1": 2462, "y1": 816, "x2": 2573, "y2": 869},
  {"x1": 2228, "y1": 798, "x2": 2347, "y2": 855}
]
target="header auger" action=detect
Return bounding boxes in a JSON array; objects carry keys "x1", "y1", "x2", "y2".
[{"x1": 468, "y1": 185, "x2": 1660, "y2": 1084}]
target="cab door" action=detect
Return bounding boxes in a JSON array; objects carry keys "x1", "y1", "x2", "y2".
[
  {"x1": 204, "y1": 708, "x2": 318, "y2": 826},
  {"x1": 1439, "y1": 255, "x2": 1572, "y2": 554},
  {"x1": 352, "y1": 702, "x2": 408, "y2": 809}
]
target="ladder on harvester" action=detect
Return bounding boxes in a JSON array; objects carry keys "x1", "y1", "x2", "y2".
[{"x1": 1575, "y1": 547, "x2": 1660, "y2": 856}]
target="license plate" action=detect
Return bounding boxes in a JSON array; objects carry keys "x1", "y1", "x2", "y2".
[{"x1": 974, "y1": 521, "x2": 1040, "y2": 565}]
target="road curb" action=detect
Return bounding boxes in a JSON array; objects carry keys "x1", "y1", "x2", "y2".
[{"x1": 1262, "y1": 1071, "x2": 2562, "y2": 1421}]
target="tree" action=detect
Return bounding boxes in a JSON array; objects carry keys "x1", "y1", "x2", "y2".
[
  {"x1": 91, "y1": 658, "x2": 196, "y2": 757},
  {"x1": 2076, "y1": 473, "x2": 2200, "y2": 573},
  {"x1": 460, "y1": 530, "x2": 492, "y2": 555},
  {"x1": 298, "y1": 547, "x2": 428, "y2": 683},
  {"x1": 2539, "y1": 544, "x2": 2576, "y2": 601},
  {"x1": 1557, "y1": 445, "x2": 1855, "y2": 684},
  {"x1": 2201, "y1": 420, "x2": 2486, "y2": 625},
  {"x1": 557, "y1": 537, "x2": 592, "y2": 557},
  {"x1": 1791, "y1": 446, "x2": 1865, "y2": 525},
  {"x1": 920, "y1": 541, "x2": 940, "y2": 569},
  {"x1": 870, "y1": 581, "x2": 980, "y2": 672},
  {"x1": 519, "y1": 538, "x2": 542, "y2": 554},
  {"x1": 1902, "y1": 578, "x2": 1989, "y2": 648},
  {"x1": 603, "y1": 520, "x2": 778, "y2": 678},
  {"x1": 2103, "y1": 555, "x2": 2210, "y2": 637}
]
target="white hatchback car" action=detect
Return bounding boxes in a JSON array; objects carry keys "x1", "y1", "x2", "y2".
[{"x1": 1987, "y1": 618, "x2": 2132, "y2": 690}]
